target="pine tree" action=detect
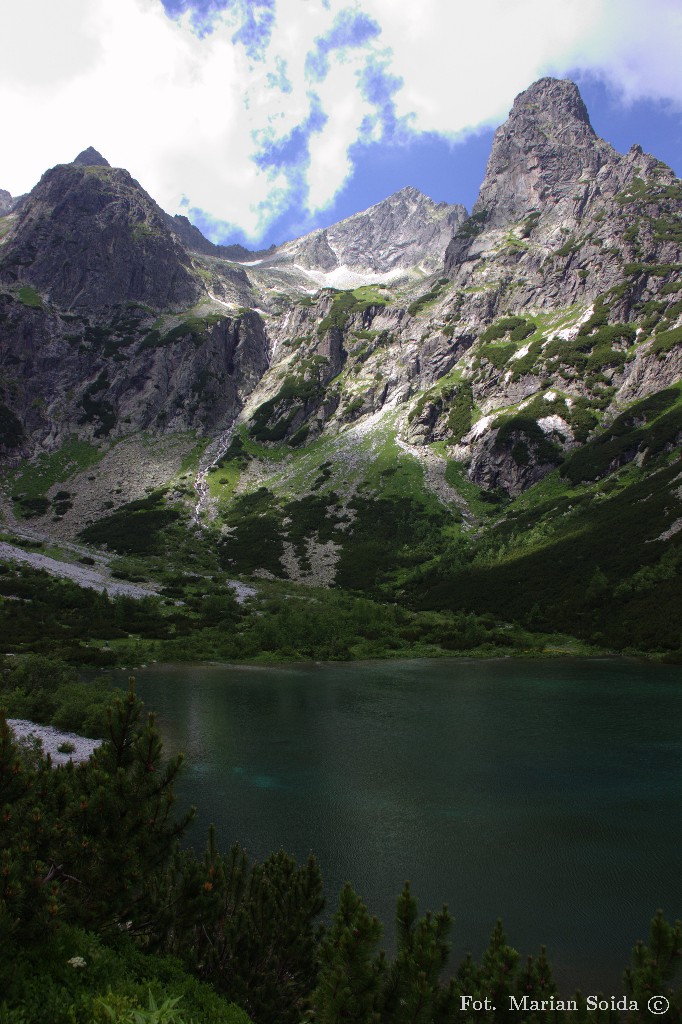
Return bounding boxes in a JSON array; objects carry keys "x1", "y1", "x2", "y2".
[
  {"x1": 512, "y1": 949, "x2": 557, "y2": 1023},
  {"x1": 159, "y1": 837, "x2": 324, "y2": 1024},
  {"x1": 54, "y1": 681, "x2": 192, "y2": 932},
  {"x1": 380, "y1": 881, "x2": 457, "y2": 1023},
  {"x1": 0, "y1": 711, "x2": 60, "y2": 943},
  {"x1": 309, "y1": 882, "x2": 384, "y2": 1024},
  {"x1": 1, "y1": 681, "x2": 191, "y2": 942},
  {"x1": 624, "y1": 910, "x2": 682, "y2": 1022},
  {"x1": 479, "y1": 919, "x2": 520, "y2": 1024}
]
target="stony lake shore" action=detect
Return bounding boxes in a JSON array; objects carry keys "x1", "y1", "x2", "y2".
[{"x1": 7, "y1": 719, "x2": 102, "y2": 765}]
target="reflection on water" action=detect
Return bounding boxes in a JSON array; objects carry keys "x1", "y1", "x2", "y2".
[{"x1": 129, "y1": 657, "x2": 682, "y2": 990}]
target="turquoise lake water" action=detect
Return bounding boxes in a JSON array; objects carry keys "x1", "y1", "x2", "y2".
[{"x1": 129, "y1": 657, "x2": 682, "y2": 991}]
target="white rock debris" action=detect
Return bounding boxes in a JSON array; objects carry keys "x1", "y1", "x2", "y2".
[
  {"x1": 537, "y1": 415, "x2": 573, "y2": 440},
  {"x1": 0, "y1": 541, "x2": 160, "y2": 599},
  {"x1": 7, "y1": 719, "x2": 102, "y2": 766}
]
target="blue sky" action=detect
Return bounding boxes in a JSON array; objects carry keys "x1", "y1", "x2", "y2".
[{"x1": 1, "y1": 0, "x2": 681, "y2": 249}]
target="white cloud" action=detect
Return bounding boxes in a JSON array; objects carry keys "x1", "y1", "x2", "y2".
[
  {"x1": 360, "y1": 0, "x2": 682, "y2": 135},
  {"x1": 575, "y1": 0, "x2": 682, "y2": 108},
  {"x1": 306, "y1": 58, "x2": 378, "y2": 210},
  {"x1": 0, "y1": 0, "x2": 103, "y2": 90},
  {"x1": 0, "y1": 0, "x2": 680, "y2": 243}
]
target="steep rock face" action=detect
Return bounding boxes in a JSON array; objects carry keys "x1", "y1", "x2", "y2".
[
  {"x1": 324, "y1": 186, "x2": 468, "y2": 272},
  {"x1": 292, "y1": 229, "x2": 340, "y2": 272},
  {"x1": 0, "y1": 296, "x2": 269, "y2": 453},
  {"x1": 473, "y1": 78, "x2": 610, "y2": 227},
  {"x1": 161, "y1": 211, "x2": 277, "y2": 264},
  {"x1": 163, "y1": 212, "x2": 218, "y2": 255},
  {"x1": 0, "y1": 163, "x2": 201, "y2": 311},
  {"x1": 251, "y1": 285, "x2": 476, "y2": 447},
  {"x1": 0, "y1": 161, "x2": 269, "y2": 459},
  {"x1": 466, "y1": 426, "x2": 561, "y2": 497},
  {"x1": 406, "y1": 78, "x2": 682, "y2": 496}
]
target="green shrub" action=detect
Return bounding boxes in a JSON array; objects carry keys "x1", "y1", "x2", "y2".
[
  {"x1": 554, "y1": 235, "x2": 581, "y2": 257},
  {"x1": 317, "y1": 289, "x2": 385, "y2": 336},
  {"x1": 138, "y1": 316, "x2": 226, "y2": 353},
  {"x1": 519, "y1": 211, "x2": 540, "y2": 237},
  {"x1": 248, "y1": 375, "x2": 321, "y2": 443},
  {"x1": 17, "y1": 285, "x2": 43, "y2": 309},
  {"x1": 510, "y1": 320, "x2": 535, "y2": 341},
  {"x1": 407, "y1": 279, "x2": 449, "y2": 316},
  {"x1": 494, "y1": 415, "x2": 562, "y2": 467},
  {"x1": 51, "y1": 682, "x2": 117, "y2": 738},
  {"x1": 78, "y1": 492, "x2": 180, "y2": 555},
  {"x1": 650, "y1": 324, "x2": 682, "y2": 356},
  {"x1": 446, "y1": 383, "x2": 474, "y2": 442},
  {"x1": 453, "y1": 210, "x2": 488, "y2": 239},
  {"x1": 480, "y1": 316, "x2": 527, "y2": 342},
  {"x1": 479, "y1": 342, "x2": 516, "y2": 370},
  {"x1": 624, "y1": 262, "x2": 682, "y2": 278},
  {"x1": 12, "y1": 494, "x2": 50, "y2": 519},
  {"x1": 344, "y1": 396, "x2": 365, "y2": 417},
  {"x1": 561, "y1": 387, "x2": 681, "y2": 484},
  {"x1": 544, "y1": 317, "x2": 635, "y2": 374},
  {"x1": 79, "y1": 373, "x2": 116, "y2": 438}
]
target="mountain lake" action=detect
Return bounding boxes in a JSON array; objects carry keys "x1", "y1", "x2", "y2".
[{"x1": 127, "y1": 656, "x2": 682, "y2": 992}]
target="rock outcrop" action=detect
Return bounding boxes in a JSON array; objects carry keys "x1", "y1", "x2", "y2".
[
  {"x1": 444, "y1": 77, "x2": 677, "y2": 303},
  {"x1": 0, "y1": 296, "x2": 269, "y2": 453},
  {"x1": 472, "y1": 78, "x2": 612, "y2": 228},
  {"x1": 0, "y1": 189, "x2": 16, "y2": 216}
]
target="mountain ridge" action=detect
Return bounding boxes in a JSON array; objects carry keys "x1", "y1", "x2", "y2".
[{"x1": 1, "y1": 76, "x2": 681, "y2": 657}]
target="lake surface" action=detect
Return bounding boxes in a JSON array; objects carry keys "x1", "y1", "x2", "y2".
[{"x1": 129, "y1": 657, "x2": 682, "y2": 991}]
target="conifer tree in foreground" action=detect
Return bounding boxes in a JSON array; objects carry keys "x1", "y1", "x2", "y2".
[
  {"x1": 0, "y1": 681, "x2": 190, "y2": 942},
  {"x1": 156, "y1": 829, "x2": 325, "y2": 1024},
  {"x1": 309, "y1": 881, "x2": 385, "y2": 1023}
]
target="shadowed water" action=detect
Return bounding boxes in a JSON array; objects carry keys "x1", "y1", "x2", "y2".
[{"x1": 129, "y1": 657, "x2": 682, "y2": 991}]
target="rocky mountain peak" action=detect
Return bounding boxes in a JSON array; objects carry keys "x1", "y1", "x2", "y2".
[
  {"x1": 393, "y1": 184, "x2": 422, "y2": 198},
  {"x1": 472, "y1": 77, "x2": 614, "y2": 228},
  {"x1": 280, "y1": 186, "x2": 468, "y2": 277},
  {"x1": 0, "y1": 161, "x2": 200, "y2": 310},
  {"x1": 72, "y1": 147, "x2": 110, "y2": 167},
  {"x1": 445, "y1": 76, "x2": 677, "y2": 280},
  {"x1": 509, "y1": 77, "x2": 593, "y2": 131}
]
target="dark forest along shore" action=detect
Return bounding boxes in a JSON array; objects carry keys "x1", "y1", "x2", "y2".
[{"x1": 128, "y1": 657, "x2": 682, "y2": 991}]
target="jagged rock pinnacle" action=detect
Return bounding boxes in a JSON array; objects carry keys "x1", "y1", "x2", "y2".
[
  {"x1": 72, "y1": 147, "x2": 110, "y2": 167},
  {"x1": 472, "y1": 77, "x2": 611, "y2": 228},
  {"x1": 509, "y1": 77, "x2": 593, "y2": 130}
]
